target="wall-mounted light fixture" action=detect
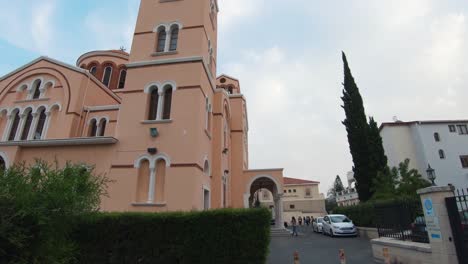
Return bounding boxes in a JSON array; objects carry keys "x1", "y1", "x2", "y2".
[{"x1": 150, "y1": 128, "x2": 159, "y2": 138}]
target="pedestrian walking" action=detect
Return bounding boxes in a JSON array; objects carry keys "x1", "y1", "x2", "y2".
[
  {"x1": 298, "y1": 216, "x2": 303, "y2": 226},
  {"x1": 291, "y1": 217, "x2": 298, "y2": 237}
]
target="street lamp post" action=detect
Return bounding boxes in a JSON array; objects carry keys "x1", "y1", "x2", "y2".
[{"x1": 426, "y1": 164, "x2": 436, "y2": 186}]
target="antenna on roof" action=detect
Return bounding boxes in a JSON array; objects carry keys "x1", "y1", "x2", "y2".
[{"x1": 393, "y1": 116, "x2": 402, "y2": 122}]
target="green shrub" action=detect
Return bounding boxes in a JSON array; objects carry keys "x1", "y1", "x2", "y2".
[
  {"x1": 0, "y1": 160, "x2": 110, "y2": 264},
  {"x1": 72, "y1": 208, "x2": 271, "y2": 264},
  {"x1": 334, "y1": 198, "x2": 421, "y2": 227}
]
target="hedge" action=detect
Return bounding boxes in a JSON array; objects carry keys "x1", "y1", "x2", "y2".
[
  {"x1": 334, "y1": 198, "x2": 422, "y2": 227},
  {"x1": 72, "y1": 208, "x2": 271, "y2": 264}
]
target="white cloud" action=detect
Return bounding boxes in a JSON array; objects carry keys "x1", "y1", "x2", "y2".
[
  {"x1": 218, "y1": 0, "x2": 265, "y2": 31},
  {"x1": 0, "y1": 0, "x2": 58, "y2": 55},
  {"x1": 84, "y1": 0, "x2": 139, "y2": 51}
]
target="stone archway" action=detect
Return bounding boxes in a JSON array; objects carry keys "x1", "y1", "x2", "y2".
[{"x1": 245, "y1": 175, "x2": 284, "y2": 229}]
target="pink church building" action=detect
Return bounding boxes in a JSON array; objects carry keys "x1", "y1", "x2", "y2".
[{"x1": 0, "y1": 0, "x2": 287, "y2": 227}]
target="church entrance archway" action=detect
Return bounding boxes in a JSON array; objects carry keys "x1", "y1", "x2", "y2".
[{"x1": 245, "y1": 175, "x2": 283, "y2": 229}]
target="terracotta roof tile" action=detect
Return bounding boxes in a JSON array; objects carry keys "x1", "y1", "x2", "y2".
[{"x1": 284, "y1": 177, "x2": 320, "y2": 185}]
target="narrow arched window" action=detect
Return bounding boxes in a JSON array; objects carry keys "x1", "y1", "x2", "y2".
[
  {"x1": 20, "y1": 110, "x2": 34, "y2": 140},
  {"x1": 439, "y1": 149, "x2": 445, "y2": 159},
  {"x1": 434, "y1": 132, "x2": 440, "y2": 142},
  {"x1": 89, "y1": 119, "x2": 97, "y2": 137},
  {"x1": 8, "y1": 111, "x2": 20, "y2": 141},
  {"x1": 162, "y1": 87, "x2": 173, "y2": 120},
  {"x1": 169, "y1": 26, "x2": 179, "y2": 51},
  {"x1": 227, "y1": 86, "x2": 233, "y2": 94},
  {"x1": 157, "y1": 29, "x2": 167, "y2": 52},
  {"x1": 89, "y1": 66, "x2": 97, "y2": 76},
  {"x1": 204, "y1": 160, "x2": 210, "y2": 176},
  {"x1": 118, "y1": 69, "x2": 127, "y2": 89},
  {"x1": 98, "y1": 119, "x2": 107, "y2": 137},
  {"x1": 148, "y1": 88, "x2": 159, "y2": 120},
  {"x1": 0, "y1": 156, "x2": 5, "y2": 171},
  {"x1": 32, "y1": 80, "x2": 42, "y2": 99},
  {"x1": 34, "y1": 109, "x2": 47, "y2": 140},
  {"x1": 102, "y1": 66, "x2": 113, "y2": 87}
]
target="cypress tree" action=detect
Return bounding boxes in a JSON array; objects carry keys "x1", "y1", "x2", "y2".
[
  {"x1": 368, "y1": 117, "x2": 388, "y2": 175},
  {"x1": 341, "y1": 52, "x2": 373, "y2": 201}
]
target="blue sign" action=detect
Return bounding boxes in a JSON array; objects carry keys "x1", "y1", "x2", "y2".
[
  {"x1": 431, "y1": 234, "x2": 441, "y2": 239},
  {"x1": 424, "y1": 198, "x2": 434, "y2": 217}
]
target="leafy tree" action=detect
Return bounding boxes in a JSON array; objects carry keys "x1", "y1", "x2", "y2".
[
  {"x1": 334, "y1": 175, "x2": 345, "y2": 194},
  {"x1": 397, "y1": 159, "x2": 431, "y2": 198},
  {"x1": 341, "y1": 52, "x2": 374, "y2": 201},
  {"x1": 371, "y1": 159, "x2": 431, "y2": 200},
  {"x1": 0, "y1": 160, "x2": 110, "y2": 264}
]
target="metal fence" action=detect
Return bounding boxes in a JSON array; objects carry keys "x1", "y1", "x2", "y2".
[
  {"x1": 375, "y1": 200, "x2": 429, "y2": 243},
  {"x1": 446, "y1": 188, "x2": 468, "y2": 263}
]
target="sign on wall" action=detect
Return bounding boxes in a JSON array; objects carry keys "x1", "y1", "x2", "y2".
[{"x1": 423, "y1": 198, "x2": 442, "y2": 240}]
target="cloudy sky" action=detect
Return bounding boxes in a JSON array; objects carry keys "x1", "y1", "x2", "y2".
[{"x1": 1, "y1": 0, "x2": 467, "y2": 193}]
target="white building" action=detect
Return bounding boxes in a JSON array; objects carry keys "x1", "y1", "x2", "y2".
[
  {"x1": 380, "y1": 120, "x2": 468, "y2": 190},
  {"x1": 336, "y1": 171, "x2": 360, "y2": 207}
]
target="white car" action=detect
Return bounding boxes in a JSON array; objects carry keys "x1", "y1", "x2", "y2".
[
  {"x1": 312, "y1": 217, "x2": 324, "y2": 233},
  {"x1": 322, "y1": 214, "x2": 357, "y2": 237}
]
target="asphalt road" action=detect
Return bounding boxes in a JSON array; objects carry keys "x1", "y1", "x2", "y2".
[{"x1": 267, "y1": 226, "x2": 374, "y2": 264}]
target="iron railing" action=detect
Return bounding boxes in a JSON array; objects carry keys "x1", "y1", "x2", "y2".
[
  {"x1": 375, "y1": 200, "x2": 429, "y2": 243},
  {"x1": 447, "y1": 188, "x2": 468, "y2": 263}
]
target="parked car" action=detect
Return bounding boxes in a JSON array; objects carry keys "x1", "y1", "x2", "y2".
[
  {"x1": 312, "y1": 217, "x2": 324, "y2": 233},
  {"x1": 322, "y1": 214, "x2": 357, "y2": 237}
]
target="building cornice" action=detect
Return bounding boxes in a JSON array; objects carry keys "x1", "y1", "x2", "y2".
[
  {"x1": 0, "y1": 137, "x2": 118, "y2": 147},
  {"x1": 126, "y1": 56, "x2": 216, "y2": 92},
  {"x1": 84, "y1": 105, "x2": 120, "y2": 112},
  {"x1": 76, "y1": 50, "x2": 129, "y2": 66}
]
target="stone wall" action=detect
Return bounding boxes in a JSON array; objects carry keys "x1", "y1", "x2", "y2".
[{"x1": 371, "y1": 238, "x2": 433, "y2": 264}]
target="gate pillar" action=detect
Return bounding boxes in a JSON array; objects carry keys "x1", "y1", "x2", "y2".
[{"x1": 417, "y1": 186, "x2": 458, "y2": 264}]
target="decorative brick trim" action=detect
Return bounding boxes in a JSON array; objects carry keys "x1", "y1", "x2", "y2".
[{"x1": 171, "y1": 163, "x2": 203, "y2": 172}]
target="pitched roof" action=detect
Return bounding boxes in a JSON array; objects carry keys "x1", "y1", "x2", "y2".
[{"x1": 284, "y1": 177, "x2": 320, "y2": 185}]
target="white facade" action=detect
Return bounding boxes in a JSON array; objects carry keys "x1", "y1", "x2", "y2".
[
  {"x1": 380, "y1": 120, "x2": 468, "y2": 190},
  {"x1": 336, "y1": 188, "x2": 359, "y2": 207}
]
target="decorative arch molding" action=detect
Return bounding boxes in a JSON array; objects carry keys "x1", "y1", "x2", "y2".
[
  {"x1": 87, "y1": 115, "x2": 109, "y2": 125},
  {"x1": 143, "y1": 81, "x2": 178, "y2": 94},
  {"x1": 245, "y1": 174, "x2": 281, "y2": 194},
  {"x1": 134, "y1": 153, "x2": 172, "y2": 170},
  {"x1": 0, "y1": 151, "x2": 10, "y2": 169},
  {"x1": 1, "y1": 68, "x2": 71, "y2": 114},
  {"x1": 152, "y1": 21, "x2": 184, "y2": 33}
]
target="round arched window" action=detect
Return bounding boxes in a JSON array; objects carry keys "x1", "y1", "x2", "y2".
[
  {"x1": 0, "y1": 156, "x2": 6, "y2": 171},
  {"x1": 203, "y1": 160, "x2": 210, "y2": 176}
]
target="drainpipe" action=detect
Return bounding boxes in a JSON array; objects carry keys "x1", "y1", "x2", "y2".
[{"x1": 79, "y1": 73, "x2": 92, "y2": 137}]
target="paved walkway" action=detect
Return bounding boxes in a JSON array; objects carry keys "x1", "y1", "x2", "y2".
[{"x1": 268, "y1": 226, "x2": 373, "y2": 264}]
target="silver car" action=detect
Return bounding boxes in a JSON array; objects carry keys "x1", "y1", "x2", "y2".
[
  {"x1": 312, "y1": 217, "x2": 324, "y2": 233},
  {"x1": 322, "y1": 214, "x2": 357, "y2": 237}
]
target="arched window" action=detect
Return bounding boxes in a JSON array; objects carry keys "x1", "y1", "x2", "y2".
[
  {"x1": 8, "y1": 111, "x2": 21, "y2": 141},
  {"x1": 0, "y1": 156, "x2": 5, "y2": 171},
  {"x1": 162, "y1": 87, "x2": 173, "y2": 120},
  {"x1": 169, "y1": 26, "x2": 179, "y2": 51},
  {"x1": 434, "y1": 132, "x2": 440, "y2": 142},
  {"x1": 32, "y1": 80, "x2": 42, "y2": 99},
  {"x1": 89, "y1": 65, "x2": 97, "y2": 76},
  {"x1": 227, "y1": 86, "x2": 233, "y2": 94},
  {"x1": 98, "y1": 119, "x2": 107, "y2": 137},
  {"x1": 34, "y1": 109, "x2": 47, "y2": 140},
  {"x1": 439, "y1": 149, "x2": 445, "y2": 159},
  {"x1": 102, "y1": 66, "x2": 113, "y2": 87},
  {"x1": 89, "y1": 119, "x2": 97, "y2": 137},
  {"x1": 20, "y1": 110, "x2": 34, "y2": 140},
  {"x1": 157, "y1": 29, "x2": 167, "y2": 52},
  {"x1": 204, "y1": 160, "x2": 210, "y2": 176},
  {"x1": 118, "y1": 69, "x2": 127, "y2": 89},
  {"x1": 148, "y1": 88, "x2": 159, "y2": 120},
  {"x1": 135, "y1": 155, "x2": 168, "y2": 203}
]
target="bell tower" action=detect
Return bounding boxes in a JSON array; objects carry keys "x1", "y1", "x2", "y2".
[
  {"x1": 129, "y1": 0, "x2": 218, "y2": 77},
  {"x1": 114, "y1": 0, "x2": 221, "y2": 211}
]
